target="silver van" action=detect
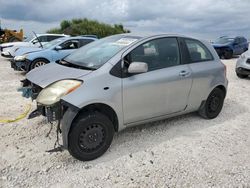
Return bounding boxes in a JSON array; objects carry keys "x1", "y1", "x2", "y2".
[{"x1": 22, "y1": 33, "x2": 228, "y2": 161}]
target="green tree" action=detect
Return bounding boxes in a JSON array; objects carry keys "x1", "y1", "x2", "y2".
[{"x1": 47, "y1": 18, "x2": 130, "y2": 38}]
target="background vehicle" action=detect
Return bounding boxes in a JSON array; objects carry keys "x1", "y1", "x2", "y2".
[
  {"x1": 0, "y1": 24, "x2": 24, "y2": 43},
  {"x1": 12, "y1": 36, "x2": 97, "y2": 71},
  {"x1": 212, "y1": 36, "x2": 248, "y2": 59},
  {"x1": 0, "y1": 33, "x2": 68, "y2": 58},
  {"x1": 22, "y1": 33, "x2": 228, "y2": 161},
  {"x1": 236, "y1": 50, "x2": 250, "y2": 78}
]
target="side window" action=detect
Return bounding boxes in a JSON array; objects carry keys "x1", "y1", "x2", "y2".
[
  {"x1": 37, "y1": 36, "x2": 48, "y2": 42},
  {"x1": 59, "y1": 40, "x2": 79, "y2": 50},
  {"x1": 47, "y1": 35, "x2": 62, "y2": 41},
  {"x1": 125, "y1": 37, "x2": 180, "y2": 72},
  {"x1": 185, "y1": 39, "x2": 213, "y2": 63},
  {"x1": 79, "y1": 39, "x2": 94, "y2": 47}
]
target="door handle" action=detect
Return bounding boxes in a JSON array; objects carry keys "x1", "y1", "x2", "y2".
[{"x1": 179, "y1": 70, "x2": 190, "y2": 77}]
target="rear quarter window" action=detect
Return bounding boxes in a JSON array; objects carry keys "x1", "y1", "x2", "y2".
[{"x1": 184, "y1": 39, "x2": 213, "y2": 63}]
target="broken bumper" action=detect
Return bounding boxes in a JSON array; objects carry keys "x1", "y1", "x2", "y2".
[
  {"x1": 10, "y1": 59, "x2": 31, "y2": 71},
  {"x1": 19, "y1": 79, "x2": 80, "y2": 148}
]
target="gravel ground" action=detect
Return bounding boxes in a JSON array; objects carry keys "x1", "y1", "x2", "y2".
[{"x1": 0, "y1": 56, "x2": 250, "y2": 188}]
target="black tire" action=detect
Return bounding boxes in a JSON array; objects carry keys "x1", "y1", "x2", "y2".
[
  {"x1": 68, "y1": 112, "x2": 114, "y2": 161},
  {"x1": 237, "y1": 73, "x2": 248, "y2": 79},
  {"x1": 199, "y1": 88, "x2": 225, "y2": 119},
  {"x1": 30, "y1": 59, "x2": 49, "y2": 70},
  {"x1": 224, "y1": 50, "x2": 233, "y2": 59}
]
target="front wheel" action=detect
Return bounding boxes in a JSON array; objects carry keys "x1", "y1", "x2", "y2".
[
  {"x1": 68, "y1": 112, "x2": 114, "y2": 161},
  {"x1": 30, "y1": 59, "x2": 49, "y2": 70},
  {"x1": 199, "y1": 88, "x2": 225, "y2": 119}
]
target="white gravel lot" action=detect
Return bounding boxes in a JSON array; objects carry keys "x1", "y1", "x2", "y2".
[{"x1": 0, "y1": 56, "x2": 249, "y2": 188}]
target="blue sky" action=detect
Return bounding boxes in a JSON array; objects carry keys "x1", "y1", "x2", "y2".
[{"x1": 0, "y1": 0, "x2": 249, "y2": 40}]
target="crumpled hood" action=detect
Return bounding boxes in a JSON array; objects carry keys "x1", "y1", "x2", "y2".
[
  {"x1": 26, "y1": 62, "x2": 91, "y2": 88},
  {"x1": 212, "y1": 42, "x2": 231, "y2": 48},
  {"x1": 15, "y1": 47, "x2": 41, "y2": 56}
]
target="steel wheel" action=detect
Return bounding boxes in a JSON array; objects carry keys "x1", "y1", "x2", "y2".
[
  {"x1": 68, "y1": 112, "x2": 114, "y2": 161},
  {"x1": 78, "y1": 123, "x2": 105, "y2": 152},
  {"x1": 199, "y1": 88, "x2": 225, "y2": 119},
  {"x1": 207, "y1": 94, "x2": 221, "y2": 113}
]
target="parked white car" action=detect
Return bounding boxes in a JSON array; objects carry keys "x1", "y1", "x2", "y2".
[{"x1": 0, "y1": 33, "x2": 68, "y2": 58}]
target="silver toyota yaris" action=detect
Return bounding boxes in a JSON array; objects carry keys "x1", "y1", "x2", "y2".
[{"x1": 21, "y1": 33, "x2": 228, "y2": 161}]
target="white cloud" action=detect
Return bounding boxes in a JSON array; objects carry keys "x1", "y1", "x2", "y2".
[{"x1": 0, "y1": 0, "x2": 249, "y2": 39}]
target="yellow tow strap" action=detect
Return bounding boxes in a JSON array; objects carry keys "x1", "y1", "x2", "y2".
[{"x1": 0, "y1": 104, "x2": 32, "y2": 123}]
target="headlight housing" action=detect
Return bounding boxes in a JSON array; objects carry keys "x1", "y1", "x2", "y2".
[
  {"x1": 14, "y1": 54, "x2": 27, "y2": 61},
  {"x1": 240, "y1": 53, "x2": 247, "y2": 59},
  {"x1": 36, "y1": 80, "x2": 82, "y2": 106}
]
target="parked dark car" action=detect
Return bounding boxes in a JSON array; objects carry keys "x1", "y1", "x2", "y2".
[{"x1": 212, "y1": 36, "x2": 248, "y2": 59}]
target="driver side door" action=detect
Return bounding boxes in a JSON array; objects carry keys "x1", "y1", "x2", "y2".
[{"x1": 122, "y1": 37, "x2": 193, "y2": 125}]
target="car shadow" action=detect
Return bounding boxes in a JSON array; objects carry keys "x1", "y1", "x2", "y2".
[{"x1": 58, "y1": 97, "x2": 247, "y2": 165}]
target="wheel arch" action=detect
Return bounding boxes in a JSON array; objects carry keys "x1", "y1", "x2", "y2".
[
  {"x1": 74, "y1": 103, "x2": 119, "y2": 132},
  {"x1": 199, "y1": 84, "x2": 227, "y2": 111},
  {"x1": 30, "y1": 57, "x2": 50, "y2": 70}
]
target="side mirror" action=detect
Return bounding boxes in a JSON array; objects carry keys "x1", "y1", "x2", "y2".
[
  {"x1": 128, "y1": 62, "x2": 148, "y2": 74},
  {"x1": 55, "y1": 46, "x2": 62, "y2": 50},
  {"x1": 32, "y1": 39, "x2": 38, "y2": 44}
]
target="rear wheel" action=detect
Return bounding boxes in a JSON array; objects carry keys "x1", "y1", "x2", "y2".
[
  {"x1": 224, "y1": 50, "x2": 233, "y2": 59},
  {"x1": 199, "y1": 88, "x2": 225, "y2": 119},
  {"x1": 68, "y1": 112, "x2": 114, "y2": 161},
  {"x1": 30, "y1": 59, "x2": 49, "y2": 70}
]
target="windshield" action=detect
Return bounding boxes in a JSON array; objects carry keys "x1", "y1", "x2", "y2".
[
  {"x1": 64, "y1": 35, "x2": 140, "y2": 69},
  {"x1": 42, "y1": 38, "x2": 65, "y2": 49},
  {"x1": 215, "y1": 37, "x2": 234, "y2": 44}
]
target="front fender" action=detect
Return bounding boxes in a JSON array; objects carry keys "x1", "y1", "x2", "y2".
[{"x1": 61, "y1": 106, "x2": 79, "y2": 149}]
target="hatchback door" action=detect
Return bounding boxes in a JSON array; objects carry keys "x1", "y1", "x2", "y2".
[{"x1": 122, "y1": 37, "x2": 193, "y2": 124}]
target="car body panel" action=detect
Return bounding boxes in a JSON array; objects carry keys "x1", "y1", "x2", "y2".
[
  {"x1": 12, "y1": 36, "x2": 97, "y2": 72},
  {"x1": 24, "y1": 33, "x2": 228, "y2": 149},
  {"x1": 212, "y1": 36, "x2": 248, "y2": 57},
  {"x1": 26, "y1": 62, "x2": 92, "y2": 88},
  {"x1": 236, "y1": 49, "x2": 250, "y2": 76},
  {"x1": 0, "y1": 34, "x2": 68, "y2": 57}
]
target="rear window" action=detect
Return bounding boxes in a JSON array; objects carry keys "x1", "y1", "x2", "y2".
[
  {"x1": 47, "y1": 35, "x2": 64, "y2": 41},
  {"x1": 185, "y1": 39, "x2": 213, "y2": 63}
]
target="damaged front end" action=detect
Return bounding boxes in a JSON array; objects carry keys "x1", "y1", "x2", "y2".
[
  {"x1": 19, "y1": 78, "x2": 82, "y2": 151},
  {"x1": 19, "y1": 79, "x2": 82, "y2": 122}
]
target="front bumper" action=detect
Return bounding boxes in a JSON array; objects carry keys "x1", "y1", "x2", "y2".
[
  {"x1": 10, "y1": 59, "x2": 30, "y2": 71},
  {"x1": 1, "y1": 51, "x2": 13, "y2": 58},
  {"x1": 19, "y1": 79, "x2": 79, "y2": 148},
  {"x1": 236, "y1": 67, "x2": 250, "y2": 76}
]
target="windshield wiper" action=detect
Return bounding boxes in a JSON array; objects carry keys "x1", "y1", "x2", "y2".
[{"x1": 58, "y1": 60, "x2": 96, "y2": 70}]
